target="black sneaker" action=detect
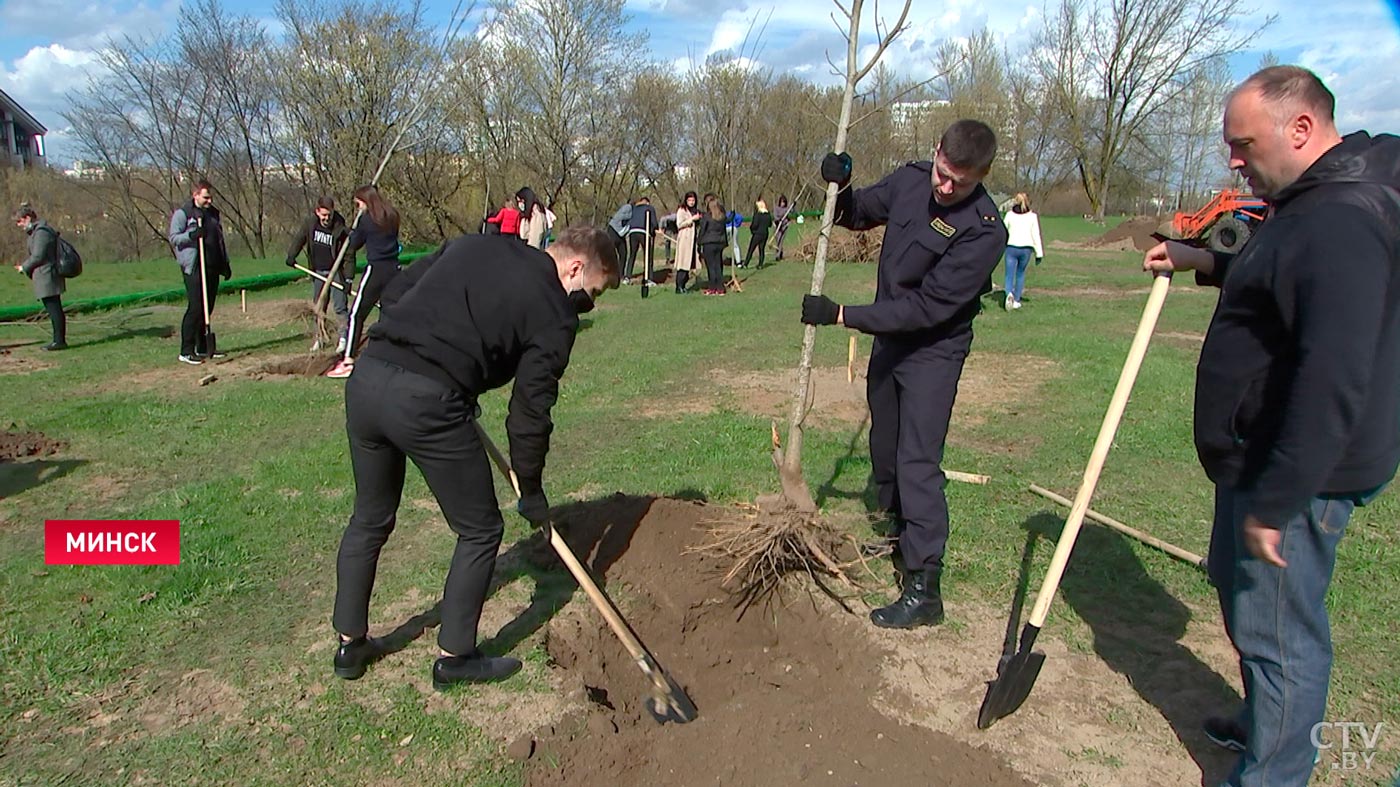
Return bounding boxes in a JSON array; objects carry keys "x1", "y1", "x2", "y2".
[
  {"x1": 178, "y1": 354, "x2": 204, "y2": 365},
  {"x1": 432, "y1": 652, "x2": 522, "y2": 690},
  {"x1": 1203, "y1": 716, "x2": 1247, "y2": 752},
  {"x1": 41, "y1": 341, "x2": 68, "y2": 351},
  {"x1": 333, "y1": 636, "x2": 384, "y2": 680}
]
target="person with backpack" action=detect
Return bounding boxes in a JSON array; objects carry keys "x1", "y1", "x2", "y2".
[
  {"x1": 516, "y1": 187, "x2": 548, "y2": 248},
  {"x1": 286, "y1": 196, "x2": 354, "y2": 353},
  {"x1": 12, "y1": 204, "x2": 67, "y2": 351},
  {"x1": 168, "y1": 179, "x2": 231, "y2": 365}
]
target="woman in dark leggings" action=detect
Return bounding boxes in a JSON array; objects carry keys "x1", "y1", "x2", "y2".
[
  {"x1": 327, "y1": 185, "x2": 401, "y2": 378},
  {"x1": 698, "y1": 194, "x2": 728, "y2": 295}
]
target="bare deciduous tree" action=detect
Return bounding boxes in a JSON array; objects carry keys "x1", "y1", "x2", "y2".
[{"x1": 1034, "y1": 0, "x2": 1269, "y2": 219}]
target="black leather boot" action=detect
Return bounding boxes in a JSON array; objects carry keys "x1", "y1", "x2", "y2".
[
  {"x1": 869, "y1": 566, "x2": 944, "y2": 629},
  {"x1": 333, "y1": 636, "x2": 384, "y2": 680}
]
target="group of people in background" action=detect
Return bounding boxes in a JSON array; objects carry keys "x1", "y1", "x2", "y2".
[
  {"x1": 484, "y1": 187, "x2": 554, "y2": 249},
  {"x1": 607, "y1": 191, "x2": 798, "y2": 296}
]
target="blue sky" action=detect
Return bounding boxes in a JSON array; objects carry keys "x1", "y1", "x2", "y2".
[{"x1": 2, "y1": 0, "x2": 1398, "y2": 165}]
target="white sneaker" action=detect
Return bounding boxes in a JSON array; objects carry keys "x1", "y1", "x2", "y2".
[{"x1": 1011, "y1": 299, "x2": 1022, "y2": 310}]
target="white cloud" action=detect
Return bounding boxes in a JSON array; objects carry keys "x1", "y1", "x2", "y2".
[
  {"x1": 0, "y1": 45, "x2": 102, "y2": 125},
  {"x1": 0, "y1": 0, "x2": 179, "y2": 50}
]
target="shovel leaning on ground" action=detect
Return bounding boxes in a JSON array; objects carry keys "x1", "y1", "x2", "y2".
[
  {"x1": 977, "y1": 272, "x2": 1172, "y2": 730},
  {"x1": 470, "y1": 421, "x2": 698, "y2": 725}
]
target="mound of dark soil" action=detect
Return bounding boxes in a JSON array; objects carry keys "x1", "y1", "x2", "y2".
[
  {"x1": 1089, "y1": 216, "x2": 1169, "y2": 252},
  {"x1": 250, "y1": 354, "x2": 340, "y2": 378},
  {"x1": 523, "y1": 496, "x2": 1032, "y2": 787},
  {"x1": 0, "y1": 430, "x2": 67, "y2": 462}
]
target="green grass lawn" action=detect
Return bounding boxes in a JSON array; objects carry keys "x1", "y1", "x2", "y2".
[{"x1": 1, "y1": 217, "x2": 1394, "y2": 784}]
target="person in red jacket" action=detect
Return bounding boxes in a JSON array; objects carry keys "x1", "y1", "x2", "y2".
[{"x1": 485, "y1": 200, "x2": 522, "y2": 238}]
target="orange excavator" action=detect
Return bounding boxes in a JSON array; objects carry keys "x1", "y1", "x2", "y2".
[{"x1": 1172, "y1": 189, "x2": 1267, "y2": 253}]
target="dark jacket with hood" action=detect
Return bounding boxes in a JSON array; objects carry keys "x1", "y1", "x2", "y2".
[
  {"x1": 1194, "y1": 131, "x2": 1400, "y2": 524},
  {"x1": 287, "y1": 211, "x2": 353, "y2": 272}
]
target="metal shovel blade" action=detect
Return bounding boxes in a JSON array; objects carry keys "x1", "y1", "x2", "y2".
[
  {"x1": 976, "y1": 623, "x2": 1046, "y2": 730},
  {"x1": 643, "y1": 662, "x2": 698, "y2": 724}
]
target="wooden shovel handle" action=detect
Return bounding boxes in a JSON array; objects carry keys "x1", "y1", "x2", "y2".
[
  {"x1": 470, "y1": 419, "x2": 656, "y2": 669},
  {"x1": 1027, "y1": 273, "x2": 1172, "y2": 627},
  {"x1": 197, "y1": 222, "x2": 212, "y2": 326}
]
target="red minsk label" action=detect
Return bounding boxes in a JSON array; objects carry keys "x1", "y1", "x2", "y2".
[{"x1": 44, "y1": 520, "x2": 181, "y2": 565}]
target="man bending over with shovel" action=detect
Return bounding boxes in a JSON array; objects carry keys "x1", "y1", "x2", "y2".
[
  {"x1": 330, "y1": 226, "x2": 619, "y2": 689},
  {"x1": 1143, "y1": 66, "x2": 1400, "y2": 786},
  {"x1": 801, "y1": 120, "x2": 1008, "y2": 629}
]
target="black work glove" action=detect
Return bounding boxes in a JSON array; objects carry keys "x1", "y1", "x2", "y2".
[
  {"x1": 517, "y1": 489, "x2": 549, "y2": 528},
  {"x1": 188, "y1": 223, "x2": 204, "y2": 241},
  {"x1": 221, "y1": 268, "x2": 232, "y2": 281},
  {"x1": 1035, "y1": 257, "x2": 1043, "y2": 266},
  {"x1": 801, "y1": 294, "x2": 840, "y2": 325},
  {"x1": 285, "y1": 256, "x2": 298, "y2": 268},
  {"x1": 821, "y1": 152, "x2": 852, "y2": 188}
]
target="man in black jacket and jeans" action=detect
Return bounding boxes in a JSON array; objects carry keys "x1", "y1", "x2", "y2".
[
  {"x1": 1143, "y1": 66, "x2": 1400, "y2": 787},
  {"x1": 285, "y1": 196, "x2": 353, "y2": 352},
  {"x1": 331, "y1": 226, "x2": 618, "y2": 690}
]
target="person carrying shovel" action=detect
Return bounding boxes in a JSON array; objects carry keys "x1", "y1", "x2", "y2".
[
  {"x1": 168, "y1": 179, "x2": 230, "y2": 365},
  {"x1": 286, "y1": 196, "x2": 355, "y2": 353},
  {"x1": 329, "y1": 225, "x2": 619, "y2": 689},
  {"x1": 1143, "y1": 66, "x2": 1400, "y2": 787},
  {"x1": 800, "y1": 120, "x2": 1008, "y2": 629}
]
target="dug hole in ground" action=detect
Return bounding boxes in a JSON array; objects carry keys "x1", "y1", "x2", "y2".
[{"x1": 502, "y1": 487, "x2": 1247, "y2": 787}]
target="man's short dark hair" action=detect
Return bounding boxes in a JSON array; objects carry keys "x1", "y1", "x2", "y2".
[
  {"x1": 939, "y1": 120, "x2": 998, "y2": 173},
  {"x1": 192, "y1": 178, "x2": 213, "y2": 194},
  {"x1": 554, "y1": 225, "x2": 620, "y2": 288},
  {"x1": 12, "y1": 204, "x2": 37, "y2": 222},
  {"x1": 316, "y1": 196, "x2": 336, "y2": 210},
  {"x1": 1237, "y1": 65, "x2": 1336, "y2": 124}
]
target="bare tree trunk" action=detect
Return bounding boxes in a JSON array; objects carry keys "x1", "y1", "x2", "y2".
[{"x1": 775, "y1": 0, "x2": 911, "y2": 511}]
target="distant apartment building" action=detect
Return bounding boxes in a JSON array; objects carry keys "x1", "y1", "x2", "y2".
[{"x1": 1, "y1": 88, "x2": 47, "y2": 170}]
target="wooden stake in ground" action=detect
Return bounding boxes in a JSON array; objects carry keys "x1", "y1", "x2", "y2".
[
  {"x1": 772, "y1": 0, "x2": 913, "y2": 512},
  {"x1": 240, "y1": 289, "x2": 246, "y2": 313}
]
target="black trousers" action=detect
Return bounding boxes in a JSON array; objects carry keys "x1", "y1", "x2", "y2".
[
  {"x1": 774, "y1": 223, "x2": 789, "y2": 259},
  {"x1": 607, "y1": 227, "x2": 626, "y2": 271},
  {"x1": 745, "y1": 232, "x2": 768, "y2": 268},
  {"x1": 41, "y1": 295, "x2": 65, "y2": 344},
  {"x1": 866, "y1": 337, "x2": 969, "y2": 570},
  {"x1": 346, "y1": 264, "x2": 398, "y2": 360},
  {"x1": 701, "y1": 242, "x2": 724, "y2": 291},
  {"x1": 180, "y1": 267, "x2": 220, "y2": 356},
  {"x1": 625, "y1": 232, "x2": 652, "y2": 281},
  {"x1": 334, "y1": 355, "x2": 502, "y2": 656}
]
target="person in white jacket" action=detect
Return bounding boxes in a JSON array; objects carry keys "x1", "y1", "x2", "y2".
[{"x1": 1001, "y1": 193, "x2": 1044, "y2": 310}]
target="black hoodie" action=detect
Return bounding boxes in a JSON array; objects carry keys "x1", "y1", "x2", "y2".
[
  {"x1": 286, "y1": 211, "x2": 352, "y2": 272},
  {"x1": 1193, "y1": 131, "x2": 1400, "y2": 524}
]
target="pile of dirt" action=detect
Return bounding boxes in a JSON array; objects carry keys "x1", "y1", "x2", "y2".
[
  {"x1": 0, "y1": 430, "x2": 66, "y2": 462},
  {"x1": 521, "y1": 496, "x2": 1032, "y2": 786},
  {"x1": 250, "y1": 353, "x2": 340, "y2": 378},
  {"x1": 1085, "y1": 216, "x2": 1169, "y2": 252},
  {"x1": 796, "y1": 225, "x2": 886, "y2": 264}
]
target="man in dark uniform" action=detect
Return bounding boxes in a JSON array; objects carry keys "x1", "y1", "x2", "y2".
[
  {"x1": 801, "y1": 120, "x2": 1008, "y2": 629},
  {"x1": 330, "y1": 226, "x2": 619, "y2": 689}
]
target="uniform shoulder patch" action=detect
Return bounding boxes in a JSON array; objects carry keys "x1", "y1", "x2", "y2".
[{"x1": 930, "y1": 217, "x2": 956, "y2": 237}]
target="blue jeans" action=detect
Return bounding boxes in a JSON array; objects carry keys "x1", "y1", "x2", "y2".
[
  {"x1": 1208, "y1": 486, "x2": 1354, "y2": 787},
  {"x1": 1003, "y1": 246, "x2": 1033, "y2": 301}
]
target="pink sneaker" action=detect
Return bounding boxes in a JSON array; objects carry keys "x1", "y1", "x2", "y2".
[{"x1": 325, "y1": 358, "x2": 355, "y2": 378}]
